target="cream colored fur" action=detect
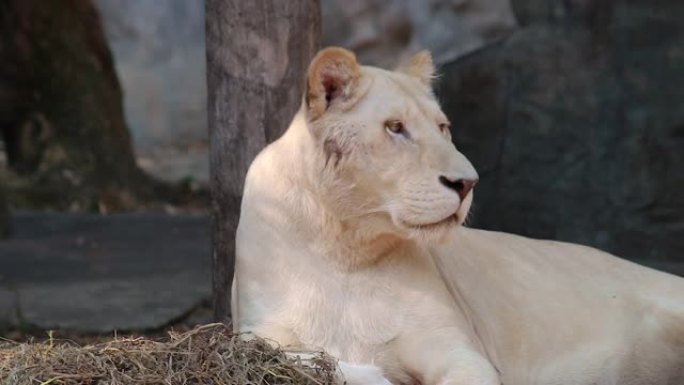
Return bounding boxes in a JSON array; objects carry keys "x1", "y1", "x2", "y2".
[{"x1": 232, "y1": 47, "x2": 684, "y2": 385}]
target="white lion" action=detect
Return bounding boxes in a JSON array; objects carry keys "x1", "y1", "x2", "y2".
[{"x1": 232, "y1": 47, "x2": 684, "y2": 385}]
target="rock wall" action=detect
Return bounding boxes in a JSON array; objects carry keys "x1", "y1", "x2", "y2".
[
  {"x1": 93, "y1": 0, "x2": 207, "y2": 150},
  {"x1": 321, "y1": 0, "x2": 517, "y2": 67},
  {"x1": 93, "y1": 0, "x2": 516, "y2": 150},
  {"x1": 438, "y1": 0, "x2": 684, "y2": 266},
  {"x1": 0, "y1": 182, "x2": 8, "y2": 238},
  {"x1": 93, "y1": 0, "x2": 683, "y2": 268}
]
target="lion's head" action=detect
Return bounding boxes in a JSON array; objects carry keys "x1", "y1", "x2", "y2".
[{"x1": 304, "y1": 47, "x2": 478, "y2": 242}]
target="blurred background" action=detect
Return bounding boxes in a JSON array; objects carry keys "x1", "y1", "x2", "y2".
[{"x1": 0, "y1": 0, "x2": 682, "y2": 338}]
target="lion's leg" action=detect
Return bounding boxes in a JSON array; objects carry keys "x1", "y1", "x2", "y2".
[
  {"x1": 283, "y1": 352, "x2": 392, "y2": 385},
  {"x1": 337, "y1": 361, "x2": 393, "y2": 385},
  {"x1": 394, "y1": 329, "x2": 500, "y2": 385},
  {"x1": 247, "y1": 323, "x2": 393, "y2": 385},
  {"x1": 282, "y1": 352, "x2": 388, "y2": 385},
  {"x1": 243, "y1": 322, "x2": 303, "y2": 349}
]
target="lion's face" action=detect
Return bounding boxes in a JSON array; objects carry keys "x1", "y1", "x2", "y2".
[{"x1": 305, "y1": 48, "x2": 478, "y2": 242}]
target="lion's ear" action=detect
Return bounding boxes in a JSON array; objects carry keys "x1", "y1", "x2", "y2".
[
  {"x1": 305, "y1": 47, "x2": 362, "y2": 121},
  {"x1": 397, "y1": 50, "x2": 435, "y2": 86}
]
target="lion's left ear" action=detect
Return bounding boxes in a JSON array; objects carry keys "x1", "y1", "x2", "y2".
[
  {"x1": 305, "y1": 47, "x2": 362, "y2": 121},
  {"x1": 397, "y1": 50, "x2": 435, "y2": 86}
]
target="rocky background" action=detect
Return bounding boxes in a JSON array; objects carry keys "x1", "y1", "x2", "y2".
[
  {"x1": 0, "y1": 182, "x2": 8, "y2": 237},
  {"x1": 0, "y1": 0, "x2": 681, "y2": 335},
  {"x1": 439, "y1": 0, "x2": 684, "y2": 268},
  {"x1": 88, "y1": 0, "x2": 682, "y2": 268}
]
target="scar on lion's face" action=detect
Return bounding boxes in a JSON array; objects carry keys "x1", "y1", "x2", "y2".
[{"x1": 323, "y1": 137, "x2": 345, "y2": 168}]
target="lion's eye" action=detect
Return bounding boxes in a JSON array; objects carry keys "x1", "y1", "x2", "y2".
[
  {"x1": 385, "y1": 120, "x2": 407, "y2": 137},
  {"x1": 439, "y1": 123, "x2": 451, "y2": 135}
]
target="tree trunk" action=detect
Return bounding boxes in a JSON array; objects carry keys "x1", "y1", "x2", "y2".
[
  {"x1": 205, "y1": 0, "x2": 321, "y2": 323},
  {"x1": 0, "y1": 0, "x2": 180, "y2": 212}
]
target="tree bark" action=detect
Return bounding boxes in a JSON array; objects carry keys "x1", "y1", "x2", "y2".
[
  {"x1": 0, "y1": 0, "x2": 180, "y2": 212},
  {"x1": 205, "y1": 0, "x2": 321, "y2": 323}
]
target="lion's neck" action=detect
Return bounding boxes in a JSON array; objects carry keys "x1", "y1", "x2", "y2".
[
  {"x1": 267, "y1": 109, "x2": 408, "y2": 270},
  {"x1": 313, "y1": 215, "x2": 406, "y2": 270}
]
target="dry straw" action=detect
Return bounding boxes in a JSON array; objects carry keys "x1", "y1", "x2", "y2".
[{"x1": 0, "y1": 323, "x2": 337, "y2": 385}]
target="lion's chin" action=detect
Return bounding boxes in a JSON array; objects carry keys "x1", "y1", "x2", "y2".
[
  {"x1": 400, "y1": 213, "x2": 461, "y2": 244},
  {"x1": 403, "y1": 213, "x2": 459, "y2": 231}
]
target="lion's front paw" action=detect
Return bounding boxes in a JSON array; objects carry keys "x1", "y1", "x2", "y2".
[{"x1": 337, "y1": 361, "x2": 393, "y2": 385}]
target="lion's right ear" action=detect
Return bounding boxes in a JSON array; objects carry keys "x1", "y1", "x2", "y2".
[
  {"x1": 397, "y1": 50, "x2": 435, "y2": 87},
  {"x1": 305, "y1": 47, "x2": 361, "y2": 121}
]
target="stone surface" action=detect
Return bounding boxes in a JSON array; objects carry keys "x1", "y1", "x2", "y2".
[
  {"x1": 0, "y1": 287, "x2": 20, "y2": 328},
  {"x1": 0, "y1": 211, "x2": 210, "y2": 332},
  {"x1": 92, "y1": 0, "x2": 517, "y2": 156},
  {"x1": 18, "y1": 273, "x2": 208, "y2": 332},
  {"x1": 0, "y1": 182, "x2": 8, "y2": 238},
  {"x1": 321, "y1": 0, "x2": 518, "y2": 67},
  {"x1": 93, "y1": 0, "x2": 207, "y2": 151},
  {"x1": 438, "y1": 0, "x2": 684, "y2": 266}
]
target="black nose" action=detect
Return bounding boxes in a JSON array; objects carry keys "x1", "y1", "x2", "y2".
[{"x1": 439, "y1": 176, "x2": 478, "y2": 201}]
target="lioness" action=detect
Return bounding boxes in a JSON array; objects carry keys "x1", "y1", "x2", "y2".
[{"x1": 232, "y1": 47, "x2": 684, "y2": 385}]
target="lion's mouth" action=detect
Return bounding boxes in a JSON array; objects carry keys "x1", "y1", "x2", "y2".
[{"x1": 404, "y1": 213, "x2": 459, "y2": 230}]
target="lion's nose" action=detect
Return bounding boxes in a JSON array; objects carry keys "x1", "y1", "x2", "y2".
[{"x1": 439, "y1": 176, "x2": 478, "y2": 201}]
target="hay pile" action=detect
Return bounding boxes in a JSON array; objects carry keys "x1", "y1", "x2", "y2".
[{"x1": 0, "y1": 323, "x2": 337, "y2": 385}]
